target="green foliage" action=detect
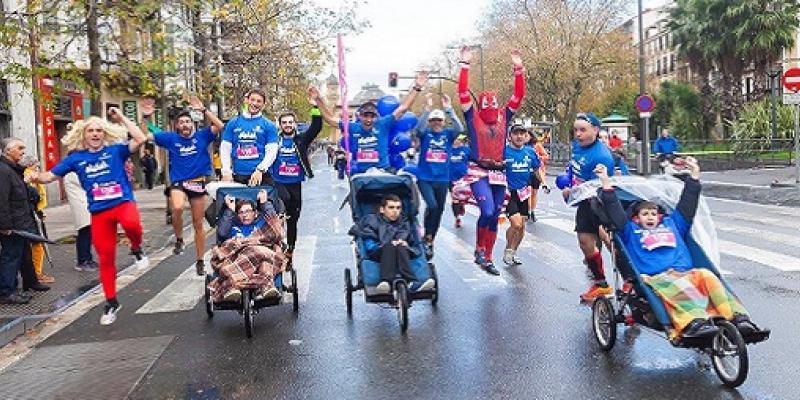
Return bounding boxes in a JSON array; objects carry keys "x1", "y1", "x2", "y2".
[
  {"x1": 596, "y1": 83, "x2": 639, "y2": 125},
  {"x1": 652, "y1": 81, "x2": 705, "y2": 140},
  {"x1": 729, "y1": 99, "x2": 796, "y2": 155}
]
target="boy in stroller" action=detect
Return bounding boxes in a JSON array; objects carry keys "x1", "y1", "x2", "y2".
[
  {"x1": 349, "y1": 194, "x2": 435, "y2": 294},
  {"x1": 209, "y1": 189, "x2": 286, "y2": 302},
  {"x1": 595, "y1": 160, "x2": 764, "y2": 340}
]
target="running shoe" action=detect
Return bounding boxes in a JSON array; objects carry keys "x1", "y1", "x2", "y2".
[
  {"x1": 173, "y1": 238, "x2": 185, "y2": 255},
  {"x1": 195, "y1": 260, "x2": 205, "y2": 276},
  {"x1": 481, "y1": 261, "x2": 500, "y2": 276},
  {"x1": 579, "y1": 284, "x2": 612, "y2": 302},
  {"x1": 528, "y1": 211, "x2": 537, "y2": 223},
  {"x1": 502, "y1": 249, "x2": 515, "y2": 266},
  {"x1": 223, "y1": 289, "x2": 242, "y2": 302},
  {"x1": 100, "y1": 303, "x2": 122, "y2": 325},
  {"x1": 424, "y1": 242, "x2": 434, "y2": 260},
  {"x1": 131, "y1": 248, "x2": 149, "y2": 269},
  {"x1": 455, "y1": 217, "x2": 462, "y2": 228},
  {"x1": 511, "y1": 254, "x2": 523, "y2": 266},
  {"x1": 375, "y1": 281, "x2": 391, "y2": 294},
  {"x1": 474, "y1": 249, "x2": 487, "y2": 265}
]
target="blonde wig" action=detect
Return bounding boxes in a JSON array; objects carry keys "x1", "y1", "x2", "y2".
[{"x1": 61, "y1": 116, "x2": 129, "y2": 151}]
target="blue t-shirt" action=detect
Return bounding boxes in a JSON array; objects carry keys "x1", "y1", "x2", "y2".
[
  {"x1": 51, "y1": 144, "x2": 135, "y2": 213},
  {"x1": 340, "y1": 115, "x2": 395, "y2": 174},
  {"x1": 504, "y1": 145, "x2": 541, "y2": 190},
  {"x1": 154, "y1": 127, "x2": 216, "y2": 183},
  {"x1": 570, "y1": 139, "x2": 615, "y2": 184},
  {"x1": 449, "y1": 145, "x2": 470, "y2": 181},
  {"x1": 417, "y1": 128, "x2": 456, "y2": 182},
  {"x1": 621, "y1": 211, "x2": 693, "y2": 275},
  {"x1": 653, "y1": 136, "x2": 680, "y2": 155},
  {"x1": 222, "y1": 115, "x2": 279, "y2": 175},
  {"x1": 271, "y1": 136, "x2": 304, "y2": 184},
  {"x1": 231, "y1": 218, "x2": 266, "y2": 238}
]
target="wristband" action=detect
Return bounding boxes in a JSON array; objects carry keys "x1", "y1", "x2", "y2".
[
  {"x1": 458, "y1": 61, "x2": 470, "y2": 65},
  {"x1": 413, "y1": 85, "x2": 422, "y2": 92}
]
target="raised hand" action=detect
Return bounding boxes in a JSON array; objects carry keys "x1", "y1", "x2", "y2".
[
  {"x1": 425, "y1": 93, "x2": 434, "y2": 109},
  {"x1": 140, "y1": 98, "x2": 156, "y2": 117},
  {"x1": 189, "y1": 96, "x2": 205, "y2": 111},
  {"x1": 460, "y1": 45, "x2": 473, "y2": 63},
  {"x1": 257, "y1": 189, "x2": 268, "y2": 203},
  {"x1": 511, "y1": 49, "x2": 523, "y2": 67},
  {"x1": 441, "y1": 94, "x2": 452, "y2": 109},
  {"x1": 308, "y1": 86, "x2": 321, "y2": 102},
  {"x1": 224, "y1": 195, "x2": 236, "y2": 210},
  {"x1": 415, "y1": 71, "x2": 429, "y2": 88},
  {"x1": 107, "y1": 107, "x2": 123, "y2": 123},
  {"x1": 685, "y1": 156, "x2": 700, "y2": 179}
]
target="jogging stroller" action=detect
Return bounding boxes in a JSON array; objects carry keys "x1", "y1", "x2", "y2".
[
  {"x1": 344, "y1": 171, "x2": 439, "y2": 333},
  {"x1": 202, "y1": 182, "x2": 298, "y2": 338}
]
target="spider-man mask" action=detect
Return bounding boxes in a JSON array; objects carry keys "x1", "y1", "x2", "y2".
[{"x1": 477, "y1": 92, "x2": 499, "y2": 124}]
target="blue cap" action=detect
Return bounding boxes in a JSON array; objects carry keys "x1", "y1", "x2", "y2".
[{"x1": 575, "y1": 112, "x2": 601, "y2": 127}]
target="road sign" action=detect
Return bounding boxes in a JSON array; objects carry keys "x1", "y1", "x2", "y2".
[
  {"x1": 783, "y1": 92, "x2": 800, "y2": 105},
  {"x1": 639, "y1": 111, "x2": 652, "y2": 118},
  {"x1": 781, "y1": 67, "x2": 800, "y2": 93},
  {"x1": 635, "y1": 94, "x2": 655, "y2": 114}
]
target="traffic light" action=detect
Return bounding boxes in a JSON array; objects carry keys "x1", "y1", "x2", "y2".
[{"x1": 388, "y1": 72, "x2": 398, "y2": 88}]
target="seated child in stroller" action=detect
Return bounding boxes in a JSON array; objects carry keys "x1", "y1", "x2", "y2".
[
  {"x1": 349, "y1": 194, "x2": 435, "y2": 294},
  {"x1": 209, "y1": 189, "x2": 286, "y2": 302},
  {"x1": 595, "y1": 159, "x2": 763, "y2": 340}
]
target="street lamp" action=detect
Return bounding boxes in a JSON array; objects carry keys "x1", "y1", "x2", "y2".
[{"x1": 637, "y1": 0, "x2": 650, "y2": 175}]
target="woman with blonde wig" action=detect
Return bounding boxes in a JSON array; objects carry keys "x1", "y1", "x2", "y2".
[{"x1": 36, "y1": 107, "x2": 149, "y2": 325}]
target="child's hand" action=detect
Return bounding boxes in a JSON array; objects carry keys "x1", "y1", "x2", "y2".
[
  {"x1": 685, "y1": 156, "x2": 700, "y2": 179},
  {"x1": 224, "y1": 195, "x2": 235, "y2": 210},
  {"x1": 594, "y1": 164, "x2": 611, "y2": 189},
  {"x1": 257, "y1": 189, "x2": 268, "y2": 203}
]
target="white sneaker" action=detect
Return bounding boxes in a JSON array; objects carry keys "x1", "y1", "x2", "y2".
[
  {"x1": 264, "y1": 287, "x2": 280, "y2": 298},
  {"x1": 132, "y1": 249, "x2": 149, "y2": 269},
  {"x1": 223, "y1": 289, "x2": 241, "y2": 302},
  {"x1": 512, "y1": 255, "x2": 523, "y2": 265},
  {"x1": 100, "y1": 304, "x2": 121, "y2": 325},
  {"x1": 375, "y1": 281, "x2": 391, "y2": 294},
  {"x1": 417, "y1": 278, "x2": 435, "y2": 292},
  {"x1": 502, "y1": 249, "x2": 515, "y2": 266}
]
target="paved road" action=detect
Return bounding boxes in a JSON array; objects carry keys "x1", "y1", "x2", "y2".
[{"x1": 0, "y1": 156, "x2": 797, "y2": 400}]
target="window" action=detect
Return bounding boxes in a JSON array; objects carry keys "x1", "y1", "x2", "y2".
[
  {"x1": 656, "y1": 59, "x2": 662, "y2": 76},
  {"x1": 670, "y1": 54, "x2": 676, "y2": 72},
  {"x1": 662, "y1": 56, "x2": 668, "y2": 75}
]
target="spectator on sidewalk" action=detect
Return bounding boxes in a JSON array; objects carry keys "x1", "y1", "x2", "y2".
[
  {"x1": 653, "y1": 128, "x2": 680, "y2": 161},
  {"x1": 608, "y1": 130, "x2": 623, "y2": 150},
  {"x1": 0, "y1": 137, "x2": 49, "y2": 305},
  {"x1": 140, "y1": 149, "x2": 157, "y2": 190},
  {"x1": 21, "y1": 155, "x2": 55, "y2": 284}
]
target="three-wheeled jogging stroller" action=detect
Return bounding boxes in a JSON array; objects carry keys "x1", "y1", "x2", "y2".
[
  {"x1": 571, "y1": 175, "x2": 770, "y2": 388},
  {"x1": 202, "y1": 182, "x2": 299, "y2": 338},
  {"x1": 344, "y1": 171, "x2": 439, "y2": 333}
]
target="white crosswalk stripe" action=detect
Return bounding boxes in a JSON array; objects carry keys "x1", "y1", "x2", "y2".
[{"x1": 136, "y1": 251, "x2": 210, "y2": 314}]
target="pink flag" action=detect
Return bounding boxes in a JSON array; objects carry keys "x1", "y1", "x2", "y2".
[{"x1": 337, "y1": 34, "x2": 350, "y2": 174}]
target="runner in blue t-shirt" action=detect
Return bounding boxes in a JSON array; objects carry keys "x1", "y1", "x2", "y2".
[
  {"x1": 414, "y1": 93, "x2": 464, "y2": 259},
  {"x1": 269, "y1": 88, "x2": 324, "y2": 262},
  {"x1": 313, "y1": 72, "x2": 429, "y2": 175},
  {"x1": 502, "y1": 125, "x2": 547, "y2": 266},
  {"x1": 563, "y1": 112, "x2": 616, "y2": 302},
  {"x1": 141, "y1": 96, "x2": 224, "y2": 274},
  {"x1": 448, "y1": 135, "x2": 470, "y2": 228},
  {"x1": 220, "y1": 89, "x2": 279, "y2": 186},
  {"x1": 37, "y1": 107, "x2": 148, "y2": 325}
]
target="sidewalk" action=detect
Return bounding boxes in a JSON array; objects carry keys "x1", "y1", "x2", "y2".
[{"x1": 0, "y1": 186, "x2": 177, "y2": 345}]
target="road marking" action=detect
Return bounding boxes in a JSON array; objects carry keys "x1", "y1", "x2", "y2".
[
  {"x1": 718, "y1": 239, "x2": 800, "y2": 272},
  {"x1": 135, "y1": 251, "x2": 211, "y2": 314},
  {"x1": 713, "y1": 211, "x2": 800, "y2": 231},
  {"x1": 716, "y1": 224, "x2": 800, "y2": 249},
  {"x1": 289, "y1": 235, "x2": 316, "y2": 303},
  {"x1": 707, "y1": 197, "x2": 800, "y2": 217}
]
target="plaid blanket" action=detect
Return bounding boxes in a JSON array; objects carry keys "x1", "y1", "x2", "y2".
[
  {"x1": 208, "y1": 216, "x2": 286, "y2": 302},
  {"x1": 642, "y1": 268, "x2": 748, "y2": 338}
]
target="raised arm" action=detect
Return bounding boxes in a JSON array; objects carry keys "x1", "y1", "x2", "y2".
[
  {"x1": 308, "y1": 86, "x2": 339, "y2": 127},
  {"x1": 300, "y1": 91, "x2": 324, "y2": 147},
  {"x1": 596, "y1": 165, "x2": 628, "y2": 231},
  {"x1": 442, "y1": 94, "x2": 465, "y2": 132},
  {"x1": 107, "y1": 107, "x2": 145, "y2": 153},
  {"x1": 506, "y1": 49, "x2": 525, "y2": 112},
  {"x1": 190, "y1": 96, "x2": 224, "y2": 134},
  {"x1": 392, "y1": 72, "x2": 429, "y2": 119},
  {"x1": 675, "y1": 157, "x2": 701, "y2": 225},
  {"x1": 415, "y1": 93, "x2": 434, "y2": 131},
  {"x1": 139, "y1": 98, "x2": 156, "y2": 141},
  {"x1": 457, "y1": 46, "x2": 473, "y2": 111}
]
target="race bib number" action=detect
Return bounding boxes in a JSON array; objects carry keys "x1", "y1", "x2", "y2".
[
  {"x1": 181, "y1": 180, "x2": 205, "y2": 193},
  {"x1": 487, "y1": 171, "x2": 507, "y2": 186},
  {"x1": 425, "y1": 150, "x2": 448, "y2": 163},
  {"x1": 236, "y1": 144, "x2": 260, "y2": 160},
  {"x1": 278, "y1": 163, "x2": 301, "y2": 177},
  {"x1": 516, "y1": 186, "x2": 532, "y2": 201},
  {"x1": 640, "y1": 227, "x2": 677, "y2": 251},
  {"x1": 91, "y1": 182, "x2": 123, "y2": 201},
  {"x1": 356, "y1": 150, "x2": 379, "y2": 163}
]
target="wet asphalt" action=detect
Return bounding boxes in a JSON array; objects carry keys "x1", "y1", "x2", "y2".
[{"x1": 27, "y1": 157, "x2": 800, "y2": 400}]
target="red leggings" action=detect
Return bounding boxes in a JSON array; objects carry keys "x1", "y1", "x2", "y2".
[{"x1": 91, "y1": 201, "x2": 144, "y2": 300}]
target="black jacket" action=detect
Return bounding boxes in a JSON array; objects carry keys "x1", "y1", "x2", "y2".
[
  {"x1": 282, "y1": 107, "x2": 323, "y2": 179},
  {"x1": 0, "y1": 157, "x2": 37, "y2": 233},
  {"x1": 140, "y1": 155, "x2": 157, "y2": 173},
  {"x1": 348, "y1": 213, "x2": 421, "y2": 259}
]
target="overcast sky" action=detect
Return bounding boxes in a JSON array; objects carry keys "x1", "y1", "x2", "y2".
[{"x1": 315, "y1": 0, "x2": 668, "y2": 99}]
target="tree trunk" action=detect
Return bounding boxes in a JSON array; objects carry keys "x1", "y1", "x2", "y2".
[{"x1": 85, "y1": 0, "x2": 102, "y2": 116}]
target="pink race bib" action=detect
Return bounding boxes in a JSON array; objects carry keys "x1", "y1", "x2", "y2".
[
  {"x1": 236, "y1": 144, "x2": 259, "y2": 160},
  {"x1": 640, "y1": 227, "x2": 677, "y2": 251},
  {"x1": 425, "y1": 150, "x2": 448, "y2": 163},
  {"x1": 356, "y1": 150, "x2": 379, "y2": 162},
  {"x1": 278, "y1": 163, "x2": 301, "y2": 176},
  {"x1": 516, "y1": 186, "x2": 532, "y2": 201},
  {"x1": 91, "y1": 182, "x2": 123, "y2": 201}
]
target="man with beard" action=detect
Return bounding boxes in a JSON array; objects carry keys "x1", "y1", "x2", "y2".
[
  {"x1": 141, "y1": 96, "x2": 224, "y2": 275},
  {"x1": 220, "y1": 89, "x2": 280, "y2": 186}
]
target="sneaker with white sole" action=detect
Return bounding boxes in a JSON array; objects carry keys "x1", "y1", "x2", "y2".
[
  {"x1": 100, "y1": 303, "x2": 121, "y2": 325},
  {"x1": 502, "y1": 249, "x2": 516, "y2": 266},
  {"x1": 223, "y1": 289, "x2": 242, "y2": 302},
  {"x1": 131, "y1": 249, "x2": 149, "y2": 269},
  {"x1": 511, "y1": 255, "x2": 523, "y2": 265},
  {"x1": 375, "y1": 281, "x2": 391, "y2": 294},
  {"x1": 416, "y1": 278, "x2": 435, "y2": 292}
]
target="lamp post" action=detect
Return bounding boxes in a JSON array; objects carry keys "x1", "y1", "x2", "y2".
[
  {"x1": 637, "y1": 0, "x2": 650, "y2": 175},
  {"x1": 767, "y1": 67, "x2": 782, "y2": 147}
]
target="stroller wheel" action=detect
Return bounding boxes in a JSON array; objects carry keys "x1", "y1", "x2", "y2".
[
  {"x1": 344, "y1": 268, "x2": 353, "y2": 316},
  {"x1": 429, "y1": 263, "x2": 439, "y2": 307},
  {"x1": 243, "y1": 290, "x2": 254, "y2": 338},
  {"x1": 711, "y1": 320, "x2": 748, "y2": 388},
  {"x1": 395, "y1": 281, "x2": 409, "y2": 333},
  {"x1": 592, "y1": 296, "x2": 616, "y2": 351},
  {"x1": 204, "y1": 274, "x2": 214, "y2": 319},
  {"x1": 291, "y1": 269, "x2": 299, "y2": 313}
]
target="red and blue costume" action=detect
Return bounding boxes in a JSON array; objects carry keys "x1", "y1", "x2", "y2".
[{"x1": 458, "y1": 60, "x2": 525, "y2": 270}]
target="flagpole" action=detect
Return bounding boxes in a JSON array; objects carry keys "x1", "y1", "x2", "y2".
[{"x1": 337, "y1": 35, "x2": 351, "y2": 175}]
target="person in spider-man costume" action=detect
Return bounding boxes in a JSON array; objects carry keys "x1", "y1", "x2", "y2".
[{"x1": 457, "y1": 46, "x2": 525, "y2": 275}]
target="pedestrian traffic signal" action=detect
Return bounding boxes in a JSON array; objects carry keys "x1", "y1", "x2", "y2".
[{"x1": 388, "y1": 72, "x2": 398, "y2": 88}]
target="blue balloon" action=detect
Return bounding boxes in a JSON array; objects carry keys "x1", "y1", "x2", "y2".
[
  {"x1": 395, "y1": 112, "x2": 418, "y2": 132},
  {"x1": 390, "y1": 153, "x2": 406, "y2": 169},
  {"x1": 390, "y1": 132, "x2": 412, "y2": 153},
  {"x1": 555, "y1": 174, "x2": 571, "y2": 190},
  {"x1": 377, "y1": 95, "x2": 400, "y2": 117}
]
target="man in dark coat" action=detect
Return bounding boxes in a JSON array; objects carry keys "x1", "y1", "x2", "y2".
[{"x1": 140, "y1": 148, "x2": 158, "y2": 190}]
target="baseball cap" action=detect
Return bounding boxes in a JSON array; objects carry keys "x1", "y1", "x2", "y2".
[
  {"x1": 358, "y1": 102, "x2": 378, "y2": 115},
  {"x1": 575, "y1": 112, "x2": 601, "y2": 127},
  {"x1": 428, "y1": 109, "x2": 446, "y2": 120},
  {"x1": 509, "y1": 123, "x2": 527, "y2": 133}
]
